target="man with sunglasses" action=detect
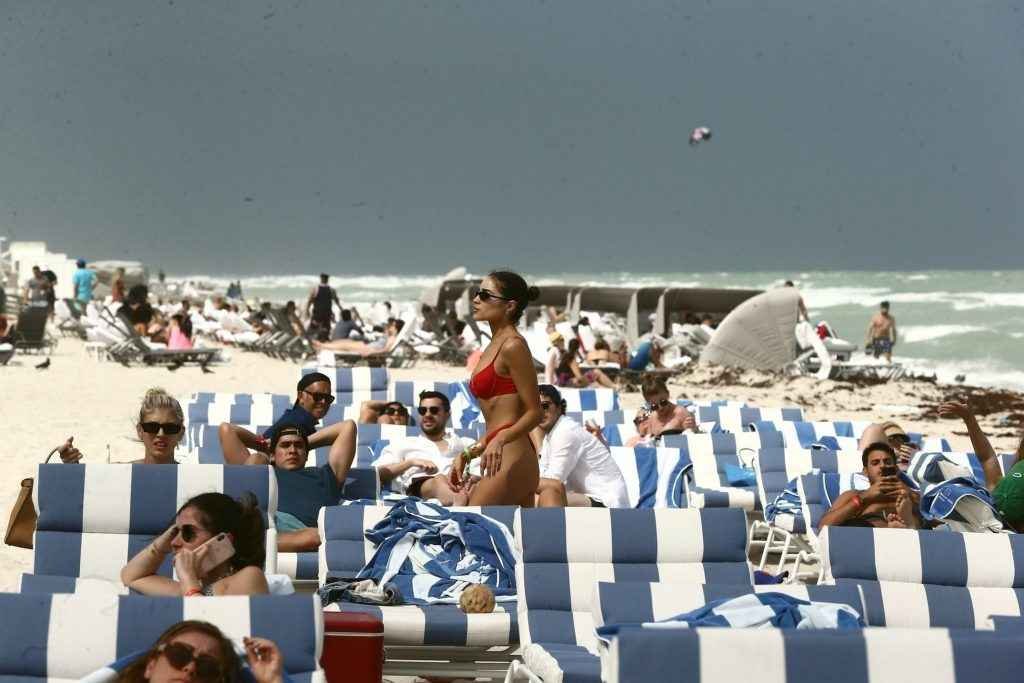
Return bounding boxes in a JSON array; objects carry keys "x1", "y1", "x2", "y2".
[
  {"x1": 373, "y1": 391, "x2": 476, "y2": 505},
  {"x1": 531, "y1": 385, "x2": 628, "y2": 508},
  {"x1": 358, "y1": 399, "x2": 411, "y2": 425},
  {"x1": 625, "y1": 377, "x2": 699, "y2": 446}
]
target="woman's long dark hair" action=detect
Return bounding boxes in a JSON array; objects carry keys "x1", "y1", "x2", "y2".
[
  {"x1": 489, "y1": 270, "x2": 540, "y2": 323},
  {"x1": 115, "y1": 620, "x2": 242, "y2": 683},
  {"x1": 558, "y1": 338, "x2": 581, "y2": 371},
  {"x1": 177, "y1": 492, "x2": 266, "y2": 571}
]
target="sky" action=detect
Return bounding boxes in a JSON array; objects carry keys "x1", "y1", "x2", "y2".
[{"x1": 0, "y1": 1, "x2": 1021, "y2": 275}]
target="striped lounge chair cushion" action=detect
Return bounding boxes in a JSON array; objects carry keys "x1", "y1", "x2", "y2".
[
  {"x1": 609, "y1": 446, "x2": 691, "y2": 508},
  {"x1": 515, "y1": 507, "x2": 751, "y2": 651},
  {"x1": 820, "y1": 526, "x2": 1024, "y2": 587},
  {"x1": 318, "y1": 504, "x2": 519, "y2": 646},
  {"x1": 0, "y1": 593, "x2": 324, "y2": 682},
  {"x1": 602, "y1": 627, "x2": 1024, "y2": 683},
  {"x1": 835, "y1": 579, "x2": 1024, "y2": 628}
]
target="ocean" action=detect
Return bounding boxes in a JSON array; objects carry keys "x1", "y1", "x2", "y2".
[{"x1": 171, "y1": 270, "x2": 1024, "y2": 391}]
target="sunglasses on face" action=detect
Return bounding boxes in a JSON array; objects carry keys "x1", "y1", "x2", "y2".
[
  {"x1": 140, "y1": 422, "x2": 183, "y2": 435},
  {"x1": 176, "y1": 523, "x2": 206, "y2": 543},
  {"x1": 158, "y1": 641, "x2": 224, "y2": 682},
  {"x1": 302, "y1": 390, "x2": 335, "y2": 405},
  {"x1": 384, "y1": 405, "x2": 407, "y2": 416},
  {"x1": 647, "y1": 398, "x2": 672, "y2": 411},
  {"x1": 417, "y1": 405, "x2": 444, "y2": 416},
  {"x1": 539, "y1": 401, "x2": 554, "y2": 411},
  {"x1": 473, "y1": 287, "x2": 512, "y2": 303}
]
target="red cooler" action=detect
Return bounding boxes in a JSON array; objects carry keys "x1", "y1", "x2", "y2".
[{"x1": 321, "y1": 611, "x2": 384, "y2": 683}]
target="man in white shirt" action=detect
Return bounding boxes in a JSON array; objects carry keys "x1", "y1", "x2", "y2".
[
  {"x1": 531, "y1": 385, "x2": 629, "y2": 508},
  {"x1": 373, "y1": 391, "x2": 477, "y2": 505}
]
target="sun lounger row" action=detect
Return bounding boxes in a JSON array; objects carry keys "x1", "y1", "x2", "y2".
[{"x1": 0, "y1": 593, "x2": 326, "y2": 681}]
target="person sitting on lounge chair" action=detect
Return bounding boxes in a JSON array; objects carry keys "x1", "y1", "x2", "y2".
[
  {"x1": 312, "y1": 318, "x2": 404, "y2": 356},
  {"x1": 940, "y1": 400, "x2": 1024, "y2": 532},
  {"x1": 857, "y1": 420, "x2": 919, "y2": 471},
  {"x1": 373, "y1": 391, "x2": 477, "y2": 505},
  {"x1": 221, "y1": 422, "x2": 356, "y2": 551},
  {"x1": 330, "y1": 308, "x2": 364, "y2": 341},
  {"x1": 111, "y1": 620, "x2": 284, "y2": 683},
  {"x1": 819, "y1": 442, "x2": 921, "y2": 529},
  {"x1": 56, "y1": 388, "x2": 185, "y2": 465},
  {"x1": 219, "y1": 372, "x2": 356, "y2": 470},
  {"x1": 555, "y1": 339, "x2": 616, "y2": 389},
  {"x1": 585, "y1": 338, "x2": 620, "y2": 365},
  {"x1": 544, "y1": 332, "x2": 565, "y2": 385},
  {"x1": 532, "y1": 385, "x2": 629, "y2": 508},
  {"x1": 626, "y1": 377, "x2": 698, "y2": 446},
  {"x1": 358, "y1": 399, "x2": 411, "y2": 425},
  {"x1": 121, "y1": 491, "x2": 269, "y2": 596}
]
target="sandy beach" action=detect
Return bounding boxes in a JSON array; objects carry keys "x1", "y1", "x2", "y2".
[{"x1": 1, "y1": 338, "x2": 1019, "y2": 592}]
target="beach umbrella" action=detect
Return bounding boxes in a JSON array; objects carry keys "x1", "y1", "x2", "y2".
[{"x1": 700, "y1": 288, "x2": 800, "y2": 370}]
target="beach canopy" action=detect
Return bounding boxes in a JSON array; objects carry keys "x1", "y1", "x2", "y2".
[
  {"x1": 654, "y1": 287, "x2": 762, "y2": 336},
  {"x1": 700, "y1": 287, "x2": 800, "y2": 370}
]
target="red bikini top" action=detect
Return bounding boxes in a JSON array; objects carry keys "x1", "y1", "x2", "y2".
[{"x1": 469, "y1": 339, "x2": 519, "y2": 399}]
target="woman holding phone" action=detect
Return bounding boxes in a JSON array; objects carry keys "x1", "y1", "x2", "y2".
[{"x1": 121, "y1": 492, "x2": 269, "y2": 596}]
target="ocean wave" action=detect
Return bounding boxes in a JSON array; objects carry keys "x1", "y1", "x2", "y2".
[
  {"x1": 900, "y1": 325, "x2": 989, "y2": 344},
  {"x1": 801, "y1": 286, "x2": 890, "y2": 309},
  {"x1": 900, "y1": 356, "x2": 1024, "y2": 392},
  {"x1": 170, "y1": 273, "x2": 441, "y2": 291}
]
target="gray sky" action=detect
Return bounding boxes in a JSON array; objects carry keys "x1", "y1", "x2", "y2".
[{"x1": 1, "y1": 1, "x2": 1021, "y2": 274}]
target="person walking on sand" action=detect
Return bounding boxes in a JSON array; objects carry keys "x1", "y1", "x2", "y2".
[{"x1": 865, "y1": 301, "x2": 897, "y2": 362}]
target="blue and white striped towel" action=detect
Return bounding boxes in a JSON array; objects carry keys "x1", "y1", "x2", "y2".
[
  {"x1": 357, "y1": 499, "x2": 518, "y2": 605},
  {"x1": 596, "y1": 593, "x2": 863, "y2": 639}
]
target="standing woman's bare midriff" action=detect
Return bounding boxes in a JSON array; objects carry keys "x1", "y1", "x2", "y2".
[{"x1": 450, "y1": 272, "x2": 543, "y2": 506}]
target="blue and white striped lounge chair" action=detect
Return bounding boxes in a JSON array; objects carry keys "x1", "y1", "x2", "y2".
[
  {"x1": 750, "y1": 420, "x2": 952, "y2": 453},
  {"x1": 317, "y1": 503, "x2": 519, "y2": 679},
  {"x1": 0, "y1": 593, "x2": 325, "y2": 682},
  {"x1": 301, "y1": 365, "x2": 389, "y2": 399},
  {"x1": 608, "y1": 446, "x2": 691, "y2": 508},
  {"x1": 832, "y1": 579, "x2": 1024, "y2": 628},
  {"x1": 591, "y1": 581, "x2": 866, "y2": 631},
  {"x1": 692, "y1": 405, "x2": 804, "y2": 433},
  {"x1": 820, "y1": 525, "x2": 1024, "y2": 588},
  {"x1": 792, "y1": 472, "x2": 869, "y2": 582},
  {"x1": 22, "y1": 463, "x2": 277, "y2": 595},
  {"x1": 990, "y1": 615, "x2": 1024, "y2": 632},
  {"x1": 564, "y1": 410, "x2": 627, "y2": 427},
  {"x1": 510, "y1": 507, "x2": 751, "y2": 683},
  {"x1": 600, "y1": 627, "x2": 1024, "y2": 683},
  {"x1": 558, "y1": 388, "x2": 620, "y2": 412},
  {"x1": 751, "y1": 448, "x2": 863, "y2": 574},
  {"x1": 683, "y1": 448, "x2": 760, "y2": 511}
]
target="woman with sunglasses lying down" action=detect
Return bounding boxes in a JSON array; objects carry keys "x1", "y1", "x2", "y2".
[
  {"x1": 625, "y1": 377, "x2": 700, "y2": 447},
  {"x1": 310, "y1": 317, "x2": 405, "y2": 356},
  {"x1": 448, "y1": 271, "x2": 543, "y2": 506},
  {"x1": 55, "y1": 388, "x2": 186, "y2": 464},
  {"x1": 121, "y1": 492, "x2": 269, "y2": 596},
  {"x1": 107, "y1": 619, "x2": 285, "y2": 682}
]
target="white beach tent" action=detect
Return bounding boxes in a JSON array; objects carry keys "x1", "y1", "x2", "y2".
[{"x1": 700, "y1": 287, "x2": 801, "y2": 371}]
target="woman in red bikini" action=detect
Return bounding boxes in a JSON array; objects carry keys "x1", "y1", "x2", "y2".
[{"x1": 450, "y1": 271, "x2": 542, "y2": 506}]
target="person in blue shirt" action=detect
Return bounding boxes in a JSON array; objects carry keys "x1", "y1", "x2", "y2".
[
  {"x1": 627, "y1": 337, "x2": 665, "y2": 371},
  {"x1": 71, "y1": 259, "x2": 98, "y2": 303}
]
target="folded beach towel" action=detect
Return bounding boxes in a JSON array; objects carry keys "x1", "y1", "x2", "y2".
[
  {"x1": 596, "y1": 593, "x2": 863, "y2": 639},
  {"x1": 357, "y1": 499, "x2": 518, "y2": 605},
  {"x1": 910, "y1": 452, "x2": 1004, "y2": 532},
  {"x1": 319, "y1": 577, "x2": 404, "y2": 606},
  {"x1": 765, "y1": 477, "x2": 804, "y2": 523}
]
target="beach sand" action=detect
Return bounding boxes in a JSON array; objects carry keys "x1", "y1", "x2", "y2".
[{"x1": 0, "y1": 338, "x2": 1019, "y2": 591}]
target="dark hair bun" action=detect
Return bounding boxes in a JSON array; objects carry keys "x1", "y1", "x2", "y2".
[{"x1": 527, "y1": 286, "x2": 540, "y2": 302}]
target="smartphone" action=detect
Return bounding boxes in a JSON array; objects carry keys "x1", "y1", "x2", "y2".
[
  {"x1": 197, "y1": 533, "x2": 235, "y2": 575},
  {"x1": 880, "y1": 465, "x2": 898, "y2": 478}
]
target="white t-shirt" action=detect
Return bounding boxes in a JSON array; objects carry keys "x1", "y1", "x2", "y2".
[
  {"x1": 373, "y1": 432, "x2": 476, "y2": 494},
  {"x1": 540, "y1": 416, "x2": 629, "y2": 508}
]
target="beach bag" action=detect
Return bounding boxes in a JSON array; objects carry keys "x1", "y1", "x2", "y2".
[{"x1": 4, "y1": 447, "x2": 60, "y2": 549}]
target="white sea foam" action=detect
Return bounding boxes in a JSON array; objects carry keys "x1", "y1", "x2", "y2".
[
  {"x1": 800, "y1": 286, "x2": 890, "y2": 309},
  {"x1": 900, "y1": 356, "x2": 1024, "y2": 392},
  {"x1": 900, "y1": 325, "x2": 989, "y2": 344},
  {"x1": 905, "y1": 274, "x2": 931, "y2": 281}
]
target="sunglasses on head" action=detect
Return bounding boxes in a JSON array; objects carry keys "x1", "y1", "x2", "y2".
[
  {"x1": 302, "y1": 389, "x2": 335, "y2": 404},
  {"x1": 417, "y1": 405, "x2": 444, "y2": 416},
  {"x1": 646, "y1": 398, "x2": 672, "y2": 411},
  {"x1": 473, "y1": 287, "x2": 512, "y2": 303},
  {"x1": 158, "y1": 641, "x2": 224, "y2": 681},
  {"x1": 384, "y1": 405, "x2": 407, "y2": 416},
  {"x1": 176, "y1": 523, "x2": 207, "y2": 543},
  {"x1": 140, "y1": 422, "x2": 183, "y2": 435}
]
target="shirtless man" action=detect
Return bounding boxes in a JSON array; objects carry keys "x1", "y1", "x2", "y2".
[
  {"x1": 819, "y1": 442, "x2": 920, "y2": 529},
  {"x1": 626, "y1": 377, "x2": 698, "y2": 446},
  {"x1": 865, "y1": 301, "x2": 897, "y2": 362}
]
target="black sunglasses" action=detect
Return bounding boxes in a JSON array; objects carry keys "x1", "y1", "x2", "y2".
[
  {"x1": 418, "y1": 405, "x2": 444, "y2": 416},
  {"x1": 473, "y1": 287, "x2": 513, "y2": 303},
  {"x1": 385, "y1": 405, "x2": 407, "y2": 416},
  {"x1": 159, "y1": 641, "x2": 224, "y2": 681},
  {"x1": 302, "y1": 389, "x2": 335, "y2": 405},
  {"x1": 646, "y1": 398, "x2": 672, "y2": 411},
  {"x1": 539, "y1": 401, "x2": 554, "y2": 411},
  {"x1": 176, "y1": 523, "x2": 206, "y2": 543},
  {"x1": 140, "y1": 422, "x2": 183, "y2": 435}
]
